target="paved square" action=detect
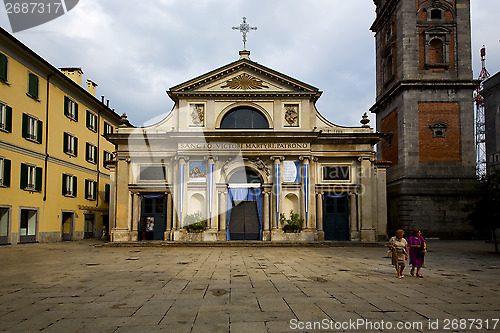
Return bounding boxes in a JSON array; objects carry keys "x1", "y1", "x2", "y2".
[{"x1": 0, "y1": 241, "x2": 499, "y2": 332}]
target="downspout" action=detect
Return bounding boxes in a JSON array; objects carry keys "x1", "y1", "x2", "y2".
[
  {"x1": 96, "y1": 110, "x2": 101, "y2": 208},
  {"x1": 43, "y1": 74, "x2": 54, "y2": 201}
]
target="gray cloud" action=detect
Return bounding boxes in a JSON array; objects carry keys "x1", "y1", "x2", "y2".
[{"x1": 1, "y1": 0, "x2": 498, "y2": 128}]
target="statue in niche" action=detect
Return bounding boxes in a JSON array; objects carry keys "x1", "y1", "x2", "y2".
[
  {"x1": 191, "y1": 104, "x2": 204, "y2": 126},
  {"x1": 284, "y1": 104, "x2": 299, "y2": 127}
]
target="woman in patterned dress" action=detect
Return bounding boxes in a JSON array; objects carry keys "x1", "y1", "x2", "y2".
[
  {"x1": 387, "y1": 229, "x2": 409, "y2": 279},
  {"x1": 408, "y1": 228, "x2": 426, "y2": 278}
]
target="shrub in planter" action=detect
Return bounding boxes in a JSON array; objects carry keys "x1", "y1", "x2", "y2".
[
  {"x1": 183, "y1": 211, "x2": 207, "y2": 233},
  {"x1": 280, "y1": 210, "x2": 304, "y2": 233}
]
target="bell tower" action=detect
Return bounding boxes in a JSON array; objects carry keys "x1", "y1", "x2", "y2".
[{"x1": 370, "y1": 0, "x2": 478, "y2": 237}]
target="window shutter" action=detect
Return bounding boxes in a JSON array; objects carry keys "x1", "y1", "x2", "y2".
[
  {"x1": 64, "y1": 96, "x2": 69, "y2": 116},
  {"x1": 22, "y1": 113, "x2": 28, "y2": 139},
  {"x1": 0, "y1": 53, "x2": 7, "y2": 81},
  {"x1": 63, "y1": 133, "x2": 68, "y2": 153},
  {"x1": 73, "y1": 176, "x2": 77, "y2": 197},
  {"x1": 36, "y1": 120, "x2": 42, "y2": 144},
  {"x1": 85, "y1": 180, "x2": 89, "y2": 199},
  {"x1": 74, "y1": 137, "x2": 78, "y2": 156},
  {"x1": 74, "y1": 103, "x2": 78, "y2": 121},
  {"x1": 86, "y1": 110, "x2": 90, "y2": 128},
  {"x1": 104, "y1": 184, "x2": 110, "y2": 203},
  {"x1": 93, "y1": 181, "x2": 97, "y2": 200},
  {"x1": 5, "y1": 106, "x2": 12, "y2": 133},
  {"x1": 93, "y1": 146, "x2": 98, "y2": 163},
  {"x1": 62, "y1": 174, "x2": 67, "y2": 195},
  {"x1": 85, "y1": 143, "x2": 90, "y2": 161},
  {"x1": 20, "y1": 163, "x2": 27, "y2": 189},
  {"x1": 3, "y1": 159, "x2": 10, "y2": 187},
  {"x1": 28, "y1": 73, "x2": 38, "y2": 98},
  {"x1": 35, "y1": 167, "x2": 42, "y2": 192}
]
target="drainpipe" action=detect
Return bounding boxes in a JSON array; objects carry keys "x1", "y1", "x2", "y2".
[
  {"x1": 43, "y1": 74, "x2": 54, "y2": 201},
  {"x1": 96, "y1": 109, "x2": 101, "y2": 208}
]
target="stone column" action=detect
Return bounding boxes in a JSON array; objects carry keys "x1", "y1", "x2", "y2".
[
  {"x1": 205, "y1": 156, "x2": 218, "y2": 231},
  {"x1": 349, "y1": 193, "x2": 359, "y2": 241},
  {"x1": 219, "y1": 191, "x2": 227, "y2": 240},
  {"x1": 262, "y1": 191, "x2": 270, "y2": 240},
  {"x1": 359, "y1": 156, "x2": 376, "y2": 242},
  {"x1": 132, "y1": 193, "x2": 140, "y2": 234},
  {"x1": 165, "y1": 192, "x2": 172, "y2": 240},
  {"x1": 316, "y1": 192, "x2": 324, "y2": 241},
  {"x1": 173, "y1": 156, "x2": 188, "y2": 241},
  {"x1": 270, "y1": 156, "x2": 285, "y2": 231},
  {"x1": 112, "y1": 156, "x2": 131, "y2": 242},
  {"x1": 299, "y1": 156, "x2": 311, "y2": 229}
]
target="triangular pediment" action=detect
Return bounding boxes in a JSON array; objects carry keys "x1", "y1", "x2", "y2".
[{"x1": 168, "y1": 58, "x2": 321, "y2": 99}]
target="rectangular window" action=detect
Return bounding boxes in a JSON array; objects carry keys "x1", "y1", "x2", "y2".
[
  {"x1": 85, "y1": 179, "x2": 97, "y2": 200},
  {"x1": 0, "y1": 103, "x2": 12, "y2": 133},
  {"x1": 85, "y1": 142, "x2": 97, "y2": 164},
  {"x1": 0, "y1": 53, "x2": 7, "y2": 82},
  {"x1": 104, "y1": 183, "x2": 110, "y2": 203},
  {"x1": 64, "y1": 96, "x2": 78, "y2": 121},
  {"x1": 0, "y1": 157, "x2": 11, "y2": 187},
  {"x1": 62, "y1": 174, "x2": 77, "y2": 197},
  {"x1": 323, "y1": 166, "x2": 350, "y2": 181},
  {"x1": 103, "y1": 151, "x2": 112, "y2": 168},
  {"x1": 103, "y1": 121, "x2": 113, "y2": 135},
  {"x1": 63, "y1": 132, "x2": 78, "y2": 157},
  {"x1": 86, "y1": 110, "x2": 97, "y2": 131},
  {"x1": 20, "y1": 163, "x2": 42, "y2": 191},
  {"x1": 22, "y1": 113, "x2": 42, "y2": 143},
  {"x1": 27, "y1": 72, "x2": 39, "y2": 99}
]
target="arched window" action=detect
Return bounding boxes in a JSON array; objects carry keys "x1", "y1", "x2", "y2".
[
  {"x1": 429, "y1": 38, "x2": 444, "y2": 64},
  {"x1": 229, "y1": 168, "x2": 261, "y2": 184},
  {"x1": 220, "y1": 107, "x2": 269, "y2": 129}
]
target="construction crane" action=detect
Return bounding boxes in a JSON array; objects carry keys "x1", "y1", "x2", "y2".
[{"x1": 474, "y1": 46, "x2": 490, "y2": 178}]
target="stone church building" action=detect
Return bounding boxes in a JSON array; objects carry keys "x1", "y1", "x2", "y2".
[{"x1": 107, "y1": 51, "x2": 390, "y2": 242}]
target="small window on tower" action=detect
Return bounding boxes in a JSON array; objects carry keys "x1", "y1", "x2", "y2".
[{"x1": 430, "y1": 9, "x2": 442, "y2": 20}]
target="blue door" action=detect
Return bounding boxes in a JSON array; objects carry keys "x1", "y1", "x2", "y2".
[{"x1": 323, "y1": 195, "x2": 349, "y2": 241}]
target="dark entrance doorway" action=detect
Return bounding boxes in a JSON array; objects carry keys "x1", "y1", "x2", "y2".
[
  {"x1": 62, "y1": 212, "x2": 74, "y2": 241},
  {"x1": 227, "y1": 168, "x2": 262, "y2": 241},
  {"x1": 84, "y1": 214, "x2": 95, "y2": 239},
  {"x1": 229, "y1": 201, "x2": 260, "y2": 240},
  {"x1": 140, "y1": 196, "x2": 166, "y2": 240},
  {"x1": 323, "y1": 195, "x2": 349, "y2": 241},
  {"x1": 0, "y1": 208, "x2": 9, "y2": 245},
  {"x1": 19, "y1": 209, "x2": 37, "y2": 243}
]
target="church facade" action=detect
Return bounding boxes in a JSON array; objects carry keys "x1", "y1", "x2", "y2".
[{"x1": 107, "y1": 51, "x2": 389, "y2": 242}]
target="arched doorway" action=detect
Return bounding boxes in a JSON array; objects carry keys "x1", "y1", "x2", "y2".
[{"x1": 227, "y1": 168, "x2": 263, "y2": 240}]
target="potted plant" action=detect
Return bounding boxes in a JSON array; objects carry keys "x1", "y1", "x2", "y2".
[
  {"x1": 183, "y1": 211, "x2": 207, "y2": 233},
  {"x1": 280, "y1": 210, "x2": 304, "y2": 233}
]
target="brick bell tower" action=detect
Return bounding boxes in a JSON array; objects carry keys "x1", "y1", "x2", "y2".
[{"x1": 370, "y1": 0, "x2": 478, "y2": 238}]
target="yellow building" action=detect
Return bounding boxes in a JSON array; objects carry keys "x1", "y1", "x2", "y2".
[{"x1": 0, "y1": 27, "x2": 125, "y2": 244}]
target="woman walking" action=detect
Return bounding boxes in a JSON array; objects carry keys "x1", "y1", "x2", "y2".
[
  {"x1": 408, "y1": 228, "x2": 426, "y2": 278},
  {"x1": 387, "y1": 229, "x2": 408, "y2": 279}
]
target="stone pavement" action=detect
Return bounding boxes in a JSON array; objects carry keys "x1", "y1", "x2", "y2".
[{"x1": 0, "y1": 240, "x2": 499, "y2": 333}]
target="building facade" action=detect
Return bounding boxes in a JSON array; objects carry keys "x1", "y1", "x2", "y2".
[
  {"x1": 370, "y1": 0, "x2": 477, "y2": 237},
  {"x1": 481, "y1": 71, "x2": 500, "y2": 172},
  {"x1": 107, "y1": 51, "x2": 389, "y2": 243},
  {"x1": 0, "y1": 28, "x2": 122, "y2": 245}
]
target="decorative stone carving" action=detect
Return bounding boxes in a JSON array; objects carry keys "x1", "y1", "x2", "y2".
[
  {"x1": 429, "y1": 122, "x2": 449, "y2": 138},
  {"x1": 284, "y1": 104, "x2": 299, "y2": 127},
  {"x1": 221, "y1": 73, "x2": 269, "y2": 90},
  {"x1": 190, "y1": 104, "x2": 204, "y2": 126}
]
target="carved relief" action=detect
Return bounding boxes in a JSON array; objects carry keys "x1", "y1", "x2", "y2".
[
  {"x1": 190, "y1": 104, "x2": 205, "y2": 126},
  {"x1": 429, "y1": 122, "x2": 449, "y2": 138},
  {"x1": 221, "y1": 73, "x2": 269, "y2": 90},
  {"x1": 284, "y1": 104, "x2": 299, "y2": 127}
]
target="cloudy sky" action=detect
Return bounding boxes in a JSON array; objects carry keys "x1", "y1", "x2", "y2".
[{"x1": 1, "y1": 0, "x2": 499, "y2": 127}]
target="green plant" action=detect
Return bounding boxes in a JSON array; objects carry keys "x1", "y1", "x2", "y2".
[
  {"x1": 280, "y1": 210, "x2": 304, "y2": 233},
  {"x1": 183, "y1": 211, "x2": 207, "y2": 233}
]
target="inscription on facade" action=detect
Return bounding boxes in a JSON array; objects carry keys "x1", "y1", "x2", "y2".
[{"x1": 178, "y1": 142, "x2": 310, "y2": 151}]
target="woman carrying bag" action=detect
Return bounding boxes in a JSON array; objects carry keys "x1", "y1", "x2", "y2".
[{"x1": 408, "y1": 228, "x2": 427, "y2": 278}]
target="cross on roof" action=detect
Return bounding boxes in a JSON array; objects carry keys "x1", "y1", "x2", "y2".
[{"x1": 232, "y1": 17, "x2": 257, "y2": 50}]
